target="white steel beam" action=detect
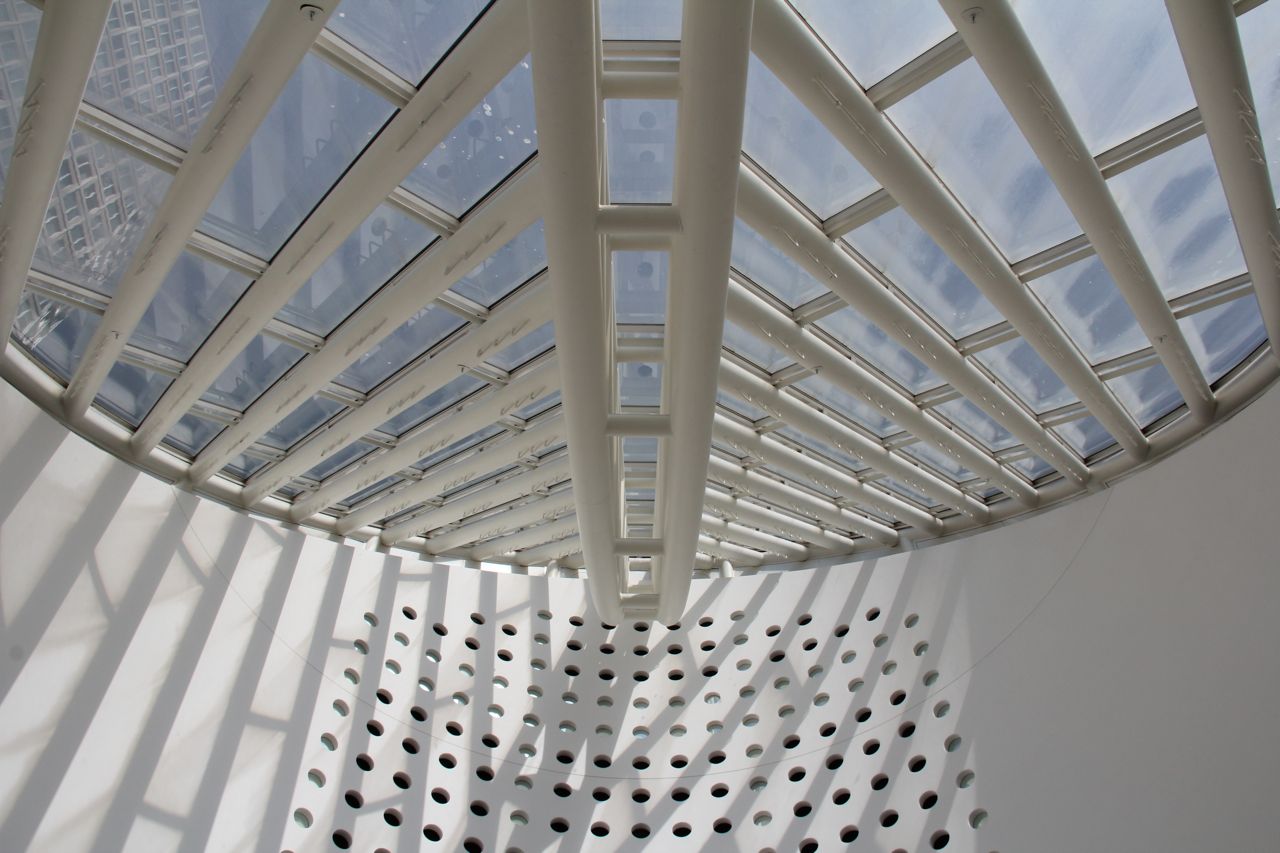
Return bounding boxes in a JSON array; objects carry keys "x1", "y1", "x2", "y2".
[
  {"x1": 130, "y1": 0, "x2": 529, "y2": 454},
  {"x1": 336, "y1": 413, "x2": 565, "y2": 536},
  {"x1": 719, "y1": 356, "x2": 992, "y2": 520},
  {"x1": 737, "y1": 165, "x2": 1090, "y2": 487},
  {"x1": 290, "y1": 356, "x2": 559, "y2": 521},
  {"x1": 516, "y1": 534, "x2": 588, "y2": 568},
  {"x1": 727, "y1": 281, "x2": 1039, "y2": 507},
  {"x1": 471, "y1": 513, "x2": 580, "y2": 562},
  {"x1": 699, "y1": 514, "x2": 809, "y2": 561},
  {"x1": 1165, "y1": 0, "x2": 1280, "y2": 360},
  {"x1": 751, "y1": 0, "x2": 1149, "y2": 459},
  {"x1": 696, "y1": 534, "x2": 767, "y2": 567},
  {"x1": 655, "y1": 0, "x2": 755, "y2": 624},
  {"x1": 64, "y1": 2, "x2": 333, "y2": 417},
  {"x1": 0, "y1": 0, "x2": 112, "y2": 354},
  {"x1": 423, "y1": 495, "x2": 577, "y2": 556},
  {"x1": 703, "y1": 488, "x2": 859, "y2": 553},
  {"x1": 527, "y1": 0, "x2": 624, "y2": 621},
  {"x1": 189, "y1": 165, "x2": 542, "y2": 483},
  {"x1": 941, "y1": 0, "x2": 1216, "y2": 423},
  {"x1": 380, "y1": 455, "x2": 572, "y2": 546},
  {"x1": 240, "y1": 282, "x2": 554, "y2": 505}
]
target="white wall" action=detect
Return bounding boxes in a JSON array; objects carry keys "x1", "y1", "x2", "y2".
[{"x1": 0, "y1": 375, "x2": 1276, "y2": 853}]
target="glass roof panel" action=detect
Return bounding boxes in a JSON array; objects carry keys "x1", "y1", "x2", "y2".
[
  {"x1": 223, "y1": 452, "x2": 268, "y2": 480},
  {"x1": 341, "y1": 474, "x2": 402, "y2": 508},
  {"x1": 1010, "y1": 454, "x2": 1053, "y2": 481},
  {"x1": 879, "y1": 476, "x2": 935, "y2": 509},
  {"x1": 1106, "y1": 361, "x2": 1183, "y2": 427},
  {"x1": 900, "y1": 441, "x2": 973, "y2": 483},
  {"x1": 717, "y1": 389, "x2": 768, "y2": 422},
  {"x1": 614, "y1": 250, "x2": 668, "y2": 324},
  {"x1": 788, "y1": 0, "x2": 954, "y2": 87},
  {"x1": 1106, "y1": 135, "x2": 1246, "y2": 299},
  {"x1": 599, "y1": 0, "x2": 682, "y2": 40},
  {"x1": 605, "y1": 99, "x2": 676, "y2": 204},
  {"x1": 200, "y1": 333, "x2": 305, "y2": 411},
  {"x1": 730, "y1": 219, "x2": 828, "y2": 308},
  {"x1": 449, "y1": 220, "x2": 546, "y2": 308},
  {"x1": 85, "y1": 0, "x2": 269, "y2": 150},
  {"x1": 413, "y1": 423, "x2": 505, "y2": 471},
  {"x1": 1028, "y1": 255, "x2": 1146, "y2": 364},
  {"x1": 513, "y1": 388, "x2": 560, "y2": 421},
  {"x1": 845, "y1": 206, "x2": 1000, "y2": 338},
  {"x1": 623, "y1": 436, "x2": 658, "y2": 463},
  {"x1": 97, "y1": 360, "x2": 172, "y2": 426},
  {"x1": 888, "y1": 58, "x2": 1081, "y2": 261},
  {"x1": 792, "y1": 374, "x2": 896, "y2": 437},
  {"x1": 1054, "y1": 414, "x2": 1116, "y2": 458},
  {"x1": 201, "y1": 53, "x2": 394, "y2": 258},
  {"x1": 379, "y1": 372, "x2": 486, "y2": 436},
  {"x1": 1011, "y1": 0, "x2": 1194, "y2": 154},
  {"x1": 777, "y1": 426, "x2": 867, "y2": 473},
  {"x1": 16, "y1": 299, "x2": 99, "y2": 381},
  {"x1": 742, "y1": 55, "x2": 879, "y2": 219},
  {"x1": 0, "y1": 0, "x2": 40, "y2": 194},
  {"x1": 619, "y1": 362, "x2": 661, "y2": 407},
  {"x1": 816, "y1": 307, "x2": 944, "y2": 394},
  {"x1": 305, "y1": 440, "x2": 375, "y2": 481},
  {"x1": 485, "y1": 321, "x2": 553, "y2": 372},
  {"x1": 1239, "y1": 0, "x2": 1280, "y2": 199},
  {"x1": 336, "y1": 304, "x2": 467, "y2": 393},
  {"x1": 329, "y1": 0, "x2": 487, "y2": 85},
  {"x1": 277, "y1": 203, "x2": 436, "y2": 336},
  {"x1": 131, "y1": 252, "x2": 252, "y2": 362},
  {"x1": 934, "y1": 396, "x2": 1016, "y2": 450},
  {"x1": 32, "y1": 130, "x2": 173, "y2": 296},
  {"x1": 1178, "y1": 295, "x2": 1267, "y2": 386},
  {"x1": 261, "y1": 395, "x2": 345, "y2": 451},
  {"x1": 401, "y1": 58, "x2": 536, "y2": 217},
  {"x1": 722, "y1": 321, "x2": 794, "y2": 373},
  {"x1": 164, "y1": 412, "x2": 224, "y2": 457},
  {"x1": 974, "y1": 336, "x2": 1078, "y2": 414}
]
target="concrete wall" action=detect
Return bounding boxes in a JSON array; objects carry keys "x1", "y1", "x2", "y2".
[{"x1": 1, "y1": 375, "x2": 1276, "y2": 852}]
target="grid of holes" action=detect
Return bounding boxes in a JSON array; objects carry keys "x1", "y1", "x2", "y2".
[{"x1": 286, "y1": 600, "x2": 991, "y2": 853}]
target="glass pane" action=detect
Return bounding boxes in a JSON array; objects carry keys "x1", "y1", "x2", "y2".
[
  {"x1": 1054, "y1": 414, "x2": 1115, "y2": 458},
  {"x1": 164, "y1": 412, "x2": 224, "y2": 456},
  {"x1": 605, "y1": 99, "x2": 676, "y2": 204},
  {"x1": 777, "y1": 425, "x2": 867, "y2": 472},
  {"x1": 85, "y1": 0, "x2": 269, "y2": 149},
  {"x1": 1178, "y1": 295, "x2": 1267, "y2": 385},
  {"x1": 379, "y1": 373, "x2": 486, "y2": 436},
  {"x1": 880, "y1": 476, "x2": 935, "y2": 508},
  {"x1": 449, "y1": 220, "x2": 546, "y2": 308},
  {"x1": 200, "y1": 333, "x2": 305, "y2": 411},
  {"x1": 717, "y1": 389, "x2": 767, "y2": 421},
  {"x1": 742, "y1": 56, "x2": 879, "y2": 219},
  {"x1": 614, "y1": 250, "x2": 667, "y2": 324},
  {"x1": 1234, "y1": 1, "x2": 1280, "y2": 199},
  {"x1": 97, "y1": 360, "x2": 172, "y2": 425},
  {"x1": 336, "y1": 304, "x2": 466, "y2": 393},
  {"x1": 223, "y1": 452, "x2": 268, "y2": 480},
  {"x1": 974, "y1": 336, "x2": 1078, "y2": 413},
  {"x1": 1012, "y1": 0, "x2": 1194, "y2": 154},
  {"x1": 1106, "y1": 361, "x2": 1183, "y2": 427},
  {"x1": 1010, "y1": 454, "x2": 1053, "y2": 481},
  {"x1": 17, "y1": 300, "x2": 99, "y2": 381},
  {"x1": 816, "y1": 306, "x2": 944, "y2": 393},
  {"x1": 132, "y1": 252, "x2": 252, "y2": 362},
  {"x1": 846, "y1": 207, "x2": 999, "y2": 338},
  {"x1": 33, "y1": 130, "x2": 173, "y2": 296},
  {"x1": 934, "y1": 396, "x2": 1016, "y2": 450},
  {"x1": 619, "y1": 361, "x2": 661, "y2": 407},
  {"x1": 485, "y1": 321, "x2": 553, "y2": 372},
  {"x1": 341, "y1": 474, "x2": 401, "y2": 508},
  {"x1": 401, "y1": 58, "x2": 536, "y2": 216},
  {"x1": 277, "y1": 204, "x2": 437, "y2": 336},
  {"x1": 261, "y1": 395, "x2": 345, "y2": 451},
  {"x1": 413, "y1": 423, "x2": 504, "y2": 471},
  {"x1": 305, "y1": 440, "x2": 374, "y2": 481},
  {"x1": 788, "y1": 0, "x2": 954, "y2": 86},
  {"x1": 623, "y1": 436, "x2": 658, "y2": 463},
  {"x1": 722, "y1": 321, "x2": 794, "y2": 372},
  {"x1": 0, "y1": 0, "x2": 41, "y2": 195},
  {"x1": 329, "y1": 0, "x2": 487, "y2": 84},
  {"x1": 600, "y1": 0, "x2": 682, "y2": 40},
  {"x1": 1107, "y1": 135, "x2": 1245, "y2": 299},
  {"x1": 900, "y1": 441, "x2": 973, "y2": 482},
  {"x1": 201, "y1": 53, "x2": 394, "y2": 258},
  {"x1": 793, "y1": 374, "x2": 896, "y2": 436},
  {"x1": 514, "y1": 388, "x2": 559, "y2": 420},
  {"x1": 1029, "y1": 254, "x2": 1146, "y2": 364},
  {"x1": 888, "y1": 58, "x2": 1081, "y2": 261},
  {"x1": 731, "y1": 219, "x2": 828, "y2": 308}
]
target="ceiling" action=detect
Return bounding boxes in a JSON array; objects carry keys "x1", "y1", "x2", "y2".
[{"x1": 1, "y1": 0, "x2": 1277, "y2": 621}]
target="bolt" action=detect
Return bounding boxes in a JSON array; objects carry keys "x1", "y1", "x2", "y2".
[
  {"x1": 299, "y1": 4, "x2": 323, "y2": 21},
  {"x1": 963, "y1": 6, "x2": 983, "y2": 23}
]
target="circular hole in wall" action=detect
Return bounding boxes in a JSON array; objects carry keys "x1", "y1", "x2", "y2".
[
  {"x1": 307, "y1": 769, "x2": 325, "y2": 788},
  {"x1": 476, "y1": 766, "x2": 494, "y2": 782},
  {"x1": 958, "y1": 770, "x2": 976, "y2": 788},
  {"x1": 672, "y1": 787, "x2": 690, "y2": 802},
  {"x1": 794, "y1": 802, "x2": 812, "y2": 817},
  {"x1": 946, "y1": 735, "x2": 963, "y2": 753},
  {"x1": 430, "y1": 788, "x2": 449, "y2": 804},
  {"x1": 332, "y1": 830, "x2": 352, "y2": 849},
  {"x1": 344, "y1": 790, "x2": 363, "y2": 809},
  {"x1": 422, "y1": 825, "x2": 442, "y2": 842},
  {"x1": 632, "y1": 824, "x2": 651, "y2": 839},
  {"x1": 438, "y1": 753, "x2": 457, "y2": 769},
  {"x1": 832, "y1": 788, "x2": 851, "y2": 805},
  {"x1": 320, "y1": 733, "x2": 337, "y2": 751},
  {"x1": 871, "y1": 774, "x2": 889, "y2": 791},
  {"x1": 591, "y1": 823, "x2": 610, "y2": 838},
  {"x1": 970, "y1": 809, "x2": 989, "y2": 828},
  {"x1": 355, "y1": 754, "x2": 374, "y2": 771},
  {"x1": 593, "y1": 787, "x2": 610, "y2": 802},
  {"x1": 673, "y1": 823, "x2": 692, "y2": 837},
  {"x1": 402, "y1": 738, "x2": 419, "y2": 754},
  {"x1": 930, "y1": 830, "x2": 951, "y2": 849},
  {"x1": 293, "y1": 809, "x2": 312, "y2": 828},
  {"x1": 909, "y1": 755, "x2": 927, "y2": 772},
  {"x1": 841, "y1": 826, "x2": 860, "y2": 843},
  {"x1": 881, "y1": 809, "x2": 899, "y2": 827},
  {"x1": 713, "y1": 819, "x2": 732, "y2": 834},
  {"x1": 393, "y1": 772, "x2": 411, "y2": 789},
  {"x1": 462, "y1": 839, "x2": 482, "y2": 853},
  {"x1": 921, "y1": 791, "x2": 939, "y2": 809},
  {"x1": 384, "y1": 809, "x2": 402, "y2": 827},
  {"x1": 550, "y1": 818, "x2": 569, "y2": 833}
]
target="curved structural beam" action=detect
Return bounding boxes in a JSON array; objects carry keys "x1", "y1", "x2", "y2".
[
  {"x1": 471, "y1": 513, "x2": 580, "y2": 562},
  {"x1": 699, "y1": 513, "x2": 809, "y2": 561},
  {"x1": 1165, "y1": 0, "x2": 1280, "y2": 359},
  {"x1": 527, "y1": 0, "x2": 623, "y2": 622},
  {"x1": 940, "y1": 0, "x2": 1215, "y2": 423},
  {"x1": 703, "y1": 488, "x2": 859, "y2": 553},
  {"x1": 130, "y1": 0, "x2": 530, "y2": 454},
  {"x1": 653, "y1": 0, "x2": 756, "y2": 623},
  {"x1": 751, "y1": 0, "x2": 1148, "y2": 459},
  {"x1": 425, "y1": 495, "x2": 576, "y2": 557},
  {"x1": 0, "y1": 0, "x2": 112, "y2": 353},
  {"x1": 65, "y1": 2, "x2": 333, "y2": 417}
]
